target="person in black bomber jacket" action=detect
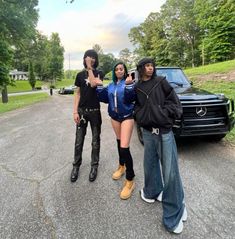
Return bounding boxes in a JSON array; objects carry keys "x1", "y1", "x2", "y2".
[{"x1": 125, "y1": 58, "x2": 187, "y2": 234}]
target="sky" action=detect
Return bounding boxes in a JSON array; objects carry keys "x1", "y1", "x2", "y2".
[{"x1": 37, "y1": 0, "x2": 166, "y2": 70}]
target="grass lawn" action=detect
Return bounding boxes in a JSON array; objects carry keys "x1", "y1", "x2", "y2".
[
  {"x1": 56, "y1": 79, "x2": 74, "y2": 88},
  {"x1": 7, "y1": 81, "x2": 44, "y2": 93},
  {"x1": 184, "y1": 59, "x2": 235, "y2": 75},
  {"x1": 0, "y1": 93, "x2": 50, "y2": 114}
]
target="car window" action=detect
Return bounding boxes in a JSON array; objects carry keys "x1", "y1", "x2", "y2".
[{"x1": 156, "y1": 68, "x2": 191, "y2": 87}]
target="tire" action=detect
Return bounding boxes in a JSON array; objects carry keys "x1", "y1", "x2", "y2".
[
  {"x1": 136, "y1": 124, "x2": 144, "y2": 145},
  {"x1": 205, "y1": 134, "x2": 226, "y2": 142}
]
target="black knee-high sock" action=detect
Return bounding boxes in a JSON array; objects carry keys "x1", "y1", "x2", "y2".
[
  {"x1": 120, "y1": 147, "x2": 135, "y2": 180},
  {"x1": 117, "y1": 139, "x2": 125, "y2": 166}
]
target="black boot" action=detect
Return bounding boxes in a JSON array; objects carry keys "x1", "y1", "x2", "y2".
[
  {"x1": 89, "y1": 167, "x2": 98, "y2": 182},
  {"x1": 70, "y1": 166, "x2": 79, "y2": 182},
  {"x1": 120, "y1": 147, "x2": 135, "y2": 181}
]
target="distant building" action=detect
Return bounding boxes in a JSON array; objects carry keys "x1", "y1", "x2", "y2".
[{"x1": 9, "y1": 69, "x2": 28, "y2": 80}]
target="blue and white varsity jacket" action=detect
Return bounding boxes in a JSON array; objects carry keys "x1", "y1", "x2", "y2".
[{"x1": 96, "y1": 79, "x2": 134, "y2": 120}]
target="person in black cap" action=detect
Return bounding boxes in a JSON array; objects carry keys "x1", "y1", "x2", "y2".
[
  {"x1": 70, "y1": 49, "x2": 104, "y2": 183},
  {"x1": 125, "y1": 57, "x2": 187, "y2": 234}
]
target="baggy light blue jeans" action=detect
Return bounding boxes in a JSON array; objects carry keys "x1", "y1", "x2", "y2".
[{"x1": 142, "y1": 129, "x2": 185, "y2": 232}]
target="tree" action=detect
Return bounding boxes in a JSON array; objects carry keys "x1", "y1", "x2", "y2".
[
  {"x1": 28, "y1": 61, "x2": 36, "y2": 90},
  {"x1": 33, "y1": 33, "x2": 50, "y2": 81},
  {"x1": 159, "y1": 0, "x2": 199, "y2": 67},
  {"x1": 129, "y1": 12, "x2": 170, "y2": 66},
  {"x1": 119, "y1": 48, "x2": 133, "y2": 68},
  {"x1": 91, "y1": 44, "x2": 118, "y2": 75},
  {"x1": 195, "y1": 0, "x2": 235, "y2": 64},
  {"x1": 129, "y1": 0, "x2": 234, "y2": 67},
  {"x1": 99, "y1": 53, "x2": 118, "y2": 75},
  {"x1": 0, "y1": 0, "x2": 39, "y2": 99},
  {"x1": 0, "y1": 40, "x2": 13, "y2": 103},
  {"x1": 47, "y1": 33, "x2": 64, "y2": 84},
  {"x1": 92, "y1": 44, "x2": 103, "y2": 55}
]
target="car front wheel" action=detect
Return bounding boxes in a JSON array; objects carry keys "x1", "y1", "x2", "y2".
[{"x1": 205, "y1": 134, "x2": 226, "y2": 142}]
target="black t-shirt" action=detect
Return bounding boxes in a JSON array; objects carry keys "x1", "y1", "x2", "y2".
[{"x1": 74, "y1": 69, "x2": 104, "y2": 109}]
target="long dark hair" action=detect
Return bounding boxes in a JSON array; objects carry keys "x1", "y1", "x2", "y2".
[
  {"x1": 137, "y1": 58, "x2": 156, "y2": 81},
  {"x1": 112, "y1": 62, "x2": 128, "y2": 83},
  {"x1": 83, "y1": 49, "x2": 99, "y2": 69}
]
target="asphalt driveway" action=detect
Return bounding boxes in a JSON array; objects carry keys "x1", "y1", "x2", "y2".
[{"x1": 0, "y1": 94, "x2": 234, "y2": 239}]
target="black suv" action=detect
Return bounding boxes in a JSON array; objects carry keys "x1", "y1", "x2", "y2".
[{"x1": 130, "y1": 67, "x2": 235, "y2": 143}]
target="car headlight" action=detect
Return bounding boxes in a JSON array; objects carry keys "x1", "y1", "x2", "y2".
[{"x1": 215, "y1": 93, "x2": 225, "y2": 100}]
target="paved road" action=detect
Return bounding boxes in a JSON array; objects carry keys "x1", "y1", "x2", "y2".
[{"x1": 0, "y1": 94, "x2": 234, "y2": 239}]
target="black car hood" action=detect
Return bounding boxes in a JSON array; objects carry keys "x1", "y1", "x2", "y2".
[{"x1": 174, "y1": 86, "x2": 222, "y2": 101}]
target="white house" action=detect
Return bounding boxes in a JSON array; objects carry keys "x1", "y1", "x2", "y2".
[{"x1": 9, "y1": 69, "x2": 28, "y2": 80}]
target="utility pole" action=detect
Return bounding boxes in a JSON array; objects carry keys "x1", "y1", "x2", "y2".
[{"x1": 68, "y1": 53, "x2": 71, "y2": 79}]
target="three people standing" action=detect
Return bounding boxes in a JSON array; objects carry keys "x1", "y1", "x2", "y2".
[{"x1": 70, "y1": 51, "x2": 186, "y2": 233}]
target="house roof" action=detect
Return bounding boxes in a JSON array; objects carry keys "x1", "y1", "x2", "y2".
[{"x1": 9, "y1": 70, "x2": 28, "y2": 75}]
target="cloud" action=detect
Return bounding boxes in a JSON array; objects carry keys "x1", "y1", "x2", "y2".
[{"x1": 37, "y1": 0, "x2": 165, "y2": 69}]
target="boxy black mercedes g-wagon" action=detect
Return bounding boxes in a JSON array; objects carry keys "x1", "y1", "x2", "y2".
[{"x1": 130, "y1": 67, "x2": 235, "y2": 143}]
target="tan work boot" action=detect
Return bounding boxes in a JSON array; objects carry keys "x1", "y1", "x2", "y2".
[
  {"x1": 112, "y1": 165, "x2": 126, "y2": 180},
  {"x1": 120, "y1": 180, "x2": 135, "y2": 200}
]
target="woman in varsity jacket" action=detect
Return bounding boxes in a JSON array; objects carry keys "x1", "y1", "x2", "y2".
[{"x1": 95, "y1": 62, "x2": 135, "y2": 200}]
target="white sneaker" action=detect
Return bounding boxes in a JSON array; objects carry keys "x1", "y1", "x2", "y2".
[
  {"x1": 157, "y1": 191, "x2": 163, "y2": 202},
  {"x1": 173, "y1": 220, "x2": 183, "y2": 234},
  {"x1": 172, "y1": 207, "x2": 187, "y2": 234},
  {"x1": 182, "y1": 207, "x2": 187, "y2": 222},
  {"x1": 140, "y1": 189, "x2": 155, "y2": 203}
]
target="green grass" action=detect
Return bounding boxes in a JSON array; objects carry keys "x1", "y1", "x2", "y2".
[
  {"x1": 184, "y1": 59, "x2": 235, "y2": 75},
  {"x1": 55, "y1": 79, "x2": 74, "y2": 88},
  {"x1": 0, "y1": 93, "x2": 50, "y2": 114},
  {"x1": 7, "y1": 81, "x2": 44, "y2": 93}
]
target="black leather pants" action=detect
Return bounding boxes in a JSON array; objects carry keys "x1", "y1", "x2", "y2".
[{"x1": 73, "y1": 109, "x2": 102, "y2": 169}]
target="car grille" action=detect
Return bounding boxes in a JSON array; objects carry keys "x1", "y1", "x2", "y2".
[{"x1": 179, "y1": 99, "x2": 229, "y2": 136}]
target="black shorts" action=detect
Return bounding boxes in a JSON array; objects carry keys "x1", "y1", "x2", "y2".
[{"x1": 111, "y1": 115, "x2": 134, "y2": 123}]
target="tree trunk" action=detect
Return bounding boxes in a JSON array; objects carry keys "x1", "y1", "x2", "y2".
[
  {"x1": 1, "y1": 85, "x2": 8, "y2": 103},
  {"x1": 202, "y1": 40, "x2": 205, "y2": 66}
]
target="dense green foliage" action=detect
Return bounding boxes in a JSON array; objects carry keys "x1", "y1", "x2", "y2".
[
  {"x1": 93, "y1": 44, "x2": 136, "y2": 75},
  {"x1": 47, "y1": 33, "x2": 65, "y2": 83},
  {"x1": 129, "y1": 0, "x2": 235, "y2": 68},
  {"x1": 0, "y1": 0, "x2": 64, "y2": 102},
  {"x1": 0, "y1": 0, "x2": 38, "y2": 89}
]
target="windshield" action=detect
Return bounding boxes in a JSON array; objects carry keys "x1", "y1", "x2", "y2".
[{"x1": 156, "y1": 68, "x2": 191, "y2": 87}]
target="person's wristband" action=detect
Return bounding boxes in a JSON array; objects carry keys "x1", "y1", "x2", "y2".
[{"x1": 73, "y1": 112, "x2": 78, "y2": 114}]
